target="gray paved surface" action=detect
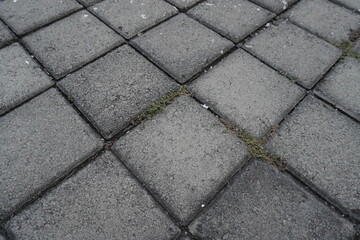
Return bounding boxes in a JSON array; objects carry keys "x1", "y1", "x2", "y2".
[{"x1": 0, "y1": 0, "x2": 359, "y2": 239}]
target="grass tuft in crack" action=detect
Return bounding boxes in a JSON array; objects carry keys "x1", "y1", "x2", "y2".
[
  {"x1": 220, "y1": 118, "x2": 286, "y2": 170},
  {"x1": 131, "y1": 86, "x2": 190, "y2": 126}
]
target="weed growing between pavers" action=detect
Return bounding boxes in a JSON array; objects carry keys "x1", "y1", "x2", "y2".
[
  {"x1": 220, "y1": 118, "x2": 286, "y2": 170},
  {"x1": 329, "y1": 40, "x2": 360, "y2": 60},
  {"x1": 131, "y1": 86, "x2": 190, "y2": 126}
]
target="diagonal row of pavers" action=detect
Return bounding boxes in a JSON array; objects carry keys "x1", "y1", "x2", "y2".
[{"x1": 0, "y1": 0, "x2": 360, "y2": 239}]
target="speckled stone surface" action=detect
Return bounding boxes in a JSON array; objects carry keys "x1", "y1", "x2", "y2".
[
  {"x1": 0, "y1": 21, "x2": 15, "y2": 48},
  {"x1": 250, "y1": 0, "x2": 298, "y2": 13}
]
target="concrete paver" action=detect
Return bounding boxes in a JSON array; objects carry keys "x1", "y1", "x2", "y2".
[
  {"x1": 59, "y1": 45, "x2": 178, "y2": 139},
  {"x1": 112, "y1": 96, "x2": 248, "y2": 225},
  {"x1": 22, "y1": 10, "x2": 124, "y2": 79},
  {"x1": 131, "y1": 14, "x2": 234, "y2": 83},
  {"x1": 250, "y1": 0, "x2": 298, "y2": 13},
  {"x1": 244, "y1": 20, "x2": 342, "y2": 88},
  {"x1": 166, "y1": 0, "x2": 202, "y2": 10},
  {"x1": 332, "y1": 0, "x2": 360, "y2": 12},
  {"x1": 0, "y1": 89, "x2": 102, "y2": 219},
  {"x1": 0, "y1": 21, "x2": 15, "y2": 48},
  {"x1": 0, "y1": 43, "x2": 53, "y2": 115}
]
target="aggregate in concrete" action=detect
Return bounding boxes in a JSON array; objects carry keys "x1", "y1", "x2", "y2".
[
  {"x1": 315, "y1": 57, "x2": 360, "y2": 120},
  {"x1": 250, "y1": 0, "x2": 298, "y2": 13},
  {"x1": 22, "y1": 10, "x2": 124, "y2": 79},
  {"x1": 332, "y1": 0, "x2": 360, "y2": 12},
  {"x1": 0, "y1": 43, "x2": 53, "y2": 115},
  {"x1": 244, "y1": 20, "x2": 342, "y2": 89},
  {"x1": 0, "y1": 0, "x2": 82, "y2": 35},
  {"x1": 285, "y1": 0, "x2": 360, "y2": 42},
  {"x1": 5, "y1": 152, "x2": 180, "y2": 240},
  {"x1": 0, "y1": 21, "x2": 14, "y2": 48},
  {"x1": 0, "y1": 89, "x2": 102, "y2": 219},
  {"x1": 59, "y1": 45, "x2": 178, "y2": 139},
  {"x1": 131, "y1": 14, "x2": 234, "y2": 83},
  {"x1": 190, "y1": 49, "x2": 305, "y2": 138},
  {"x1": 166, "y1": 0, "x2": 202, "y2": 10},
  {"x1": 189, "y1": 160, "x2": 356, "y2": 239},
  {"x1": 112, "y1": 96, "x2": 248, "y2": 225},
  {"x1": 266, "y1": 95, "x2": 360, "y2": 218},
  {"x1": 187, "y1": 0, "x2": 275, "y2": 43},
  {"x1": 90, "y1": 0, "x2": 178, "y2": 39}
]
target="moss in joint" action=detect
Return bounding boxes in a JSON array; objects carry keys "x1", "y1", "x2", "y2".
[
  {"x1": 220, "y1": 119, "x2": 286, "y2": 170},
  {"x1": 329, "y1": 40, "x2": 360, "y2": 60}
]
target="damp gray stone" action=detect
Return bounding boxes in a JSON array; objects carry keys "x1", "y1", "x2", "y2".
[
  {"x1": 0, "y1": 43, "x2": 53, "y2": 115},
  {"x1": 0, "y1": 89, "x2": 102, "y2": 218},
  {"x1": 112, "y1": 96, "x2": 248, "y2": 225},
  {"x1": 189, "y1": 160, "x2": 356, "y2": 239},
  {"x1": 244, "y1": 20, "x2": 342, "y2": 88},
  {"x1": 5, "y1": 151, "x2": 180, "y2": 240},
  {"x1": 131, "y1": 13, "x2": 234, "y2": 83},
  {"x1": 59, "y1": 45, "x2": 178, "y2": 139},
  {"x1": 22, "y1": 10, "x2": 124, "y2": 79}
]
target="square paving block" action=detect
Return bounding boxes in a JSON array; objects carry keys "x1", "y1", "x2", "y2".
[
  {"x1": 0, "y1": 21, "x2": 15, "y2": 48},
  {"x1": 353, "y1": 40, "x2": 360, "y2": 54},
  {"x1": 131, "y1": 14, "x2": 234, "y2": 83},
  {"x1": 315, "y1": 57, "x2": 360, "y2": 120},
  {"x1": 112, "y1": 96, "x2": 248, "y2": 225},
  {"x1": 166, "y1": 0, "x2": 202, "y2": 10},
  {"x1": 5, "y1": 152, "x2": 180, "y2": 240},
  {"x1": 78, "y1": 0, "x2": 104, "y2": 6},
  {"x1": 244, "y1": 20, "x2": 342, "y2": 89},
  {"x1": 285, "y1": 0, "x2": 360, "y2": 42},
  {"x1": 250, "y1": 0, "x2": 298, "y2": 13},
  {"x1": 0, "y1": 43, "x2": 53, "y2": 115},
  {"x1": 189, "y1": 160, "x2": 355, "y2": 239},
  {"x1": 332, "y1": 0, "x2": 360, "y2": 12},
  {"x1": 59, "y1": 45, "x2": 178, "y2": 139},
  {"x1": 187, "y1": 0, "x2": 275, "y2": 43},
  {"x1": 0, "y1": 89, "x2": 102, "y2": 219},
  {"x1": 190, "y1": 49, "x2": 305, "y2": 138},
  {"x1": 0, "y1": 0, "x2": 82, "y2": 35},
  {"x1": 90, "y1": 0, "x2": 178, "y2": 39},
  {"x1": 22, "y1": 10, "x2": 124, "y2": 79},
  {"x1": 266, "y1": 95, "x2": 360, "y2": 219}
]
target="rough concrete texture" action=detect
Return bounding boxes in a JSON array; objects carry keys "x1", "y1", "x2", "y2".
[
  {"x1": 22, "y1": 10, "x2": 124, "y2": 79},
  {"x1": 0, "y1": 0, "x2": 82, "y2": 35},
  {"x1": 91, "y1": 0, "x2": 178, "y2": 39},
  {"x1": 332, "y1": 0, "x2": 360, "y2": 12},
  {"x1": 112, "y1": 96, "x2": 248, "y2": 225},
  {"x1": 59, "y1": 45, "x2": 178, "y2": 139},
  {"x1": 189, "y1": 160, "x2": 356, "y2": 239},
  {"x1": 5, "y1": 151, "x2": 180, "y2": 240},
  {"x1": 0, "y1": 21, "x2": 14, "y2": 48},
  {"x1": 166, "y1": 0, "x2": 202, "y2": 10},
  {"x1": 353, "y1": 40, "x2": 360, "y2": 54},
  {"x1": 266, "y1": 95, "x2": 360, "y2": 216},
  {"x1": 0, "y1": 43, "x2": 53, "y2": 115},
  {"x1": 244, "y1": 20, "x2": 342, "y2": 89},
  {"x1": 78, "y1": 0, "x2": 104, "y2": 6},
  {"x1": 131, "y1": 14, "x2": 234, "y2": 83},
  {"x1": 190, "y1": 49, "x2": 305, "y2": 138},
  {"x1": 315, "y1": 57, "x2": 360, "y2": 120},
  {"x1": 0, "y1": 89, "x2": 102, "y2": 219},
  {"x1": 187, "y1": 0, "x2": 275, "y2": 43},
  {"x1": 250, "y1": 0, "x2": 298, "y2": 13},
  {"x1": 286, "y1": 0, "x2": 360, "y2": 42}
]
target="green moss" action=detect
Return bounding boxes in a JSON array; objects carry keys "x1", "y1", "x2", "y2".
[
  {"x1": 329, "y1": 40, "x2": 360, "y2": 60},
  {"x1": 220, "y1": 119, "x2": 285, "y2": 170}
]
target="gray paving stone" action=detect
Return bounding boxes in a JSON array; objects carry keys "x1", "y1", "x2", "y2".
[
  {"x1": 190, "y1": 49, "x2": 305, "y2": 138},
  {"x1": 90, "y1": 0, "x2": 178, "y2": 39},
  {"x1": 0, "y1": 89, "x2": 102, "y2": 219},
  {"x1": 244, "y1": 20, "x2": 342, "y2": 89},
  {"x1": 315, "y1": 57, "x2": 360, "y2": 120},
  {"x1": 0, "y1": 21, "x2": 14, "y2": 48},
  {"x1": 332, "y1": 0, "x2": 360, "y2": 12},
  {"x1": 78, "y1": 0, "x2": 104, "y2": 6},
  {"x1": 187, "y1": 0, "x2": 275, "y2": 43},
  {"x1": 112, "y1": 96, "x2": 248, "y2": 225},
  {"x1": 59, "y1": 45, "x2": 178, "y2": 139},
  {"x1": 131, "y1": 14, "x2": 234, "y2": 83},
  {"x1": 353, "y1": 40, "x2": 360, "y2": 54},
  {"x1": 189, "y1": 160, "x2": 356, "y2": 239},
  {"x1": 285, "y1": 0, "x2": 360, "y2": 42},
  {"x1": 0, "y1": 0, "x2": 82, "y2": 35},
  {"x1": 22, "y1": 10, "x2": 124, "y2": 79},
  {"x1": 0, "y1": 43, "x2": 53, "y2": 115},
  {"x1": 166, "y1": 0, "x2": 202, "y2": 10},
  {"x1": 266, "y1": 95, "x2": 360, "y2": 218},
  {"x1": 5, "y1": 151, "x2": 180, "y2": 240},
  {"x1": 250, "y1": 0, "x2": 298, "y2": 13}
]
